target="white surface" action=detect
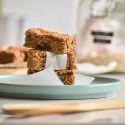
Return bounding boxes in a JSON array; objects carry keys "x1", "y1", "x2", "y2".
[
  {"x1": 0, "y1": 16, "x2": 24, "y2": 46},
  {"x1": 1, "y1": 0, "x2": 78, "y2": 46},
  {"x1": 2, "y1": 0, "x2": 77, "y2": 35},
  {"x1": 4, "y1": 66, "x2": 94, "y2": 85}
]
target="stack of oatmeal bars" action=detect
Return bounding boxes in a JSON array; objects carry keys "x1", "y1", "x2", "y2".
[{"x1": 24, "y1": 28, "x2": 77, "y2": 85}]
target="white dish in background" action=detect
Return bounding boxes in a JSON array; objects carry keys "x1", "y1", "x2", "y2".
[{"x1": 77, "y1": 61, "x2": 117, "y2": 75}]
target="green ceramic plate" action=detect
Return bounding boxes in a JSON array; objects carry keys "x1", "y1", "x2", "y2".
[{"x1": 0, "y1": 75, "x2": 122, "y2": 99}]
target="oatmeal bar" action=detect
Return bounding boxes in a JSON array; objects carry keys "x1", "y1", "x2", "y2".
[
  {"x1": 67, "y1": 51, "x2": 77, "y2": 70},
  {"x1": 0, "y1": 51, "x2": 16, "y2": 64},
  {"x1": 27, "y1": 49, "x2": 46, "y2": 70},
  {"x1": 24, "y1": 28, "x2": 76, "y2": 54},
  {"x1": 55, "y1": 70, "x2": 75, "y2": 85},
  {"x1": 8, "y1": 47, "x2": 29, "y2": 62},
  {"x1": 28, "y1": 68, "x2": 75, "y2": 85}
]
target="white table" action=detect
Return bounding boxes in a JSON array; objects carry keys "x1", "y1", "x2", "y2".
[{"x1": 0, "y1": 73, "x2": 125, "y2": 125}]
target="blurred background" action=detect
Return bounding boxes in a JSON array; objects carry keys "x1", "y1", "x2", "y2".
[
  {"x1": 0, "y1": 0, "x2": 77, "y2": 46},
  {"x1": 1, "y1": 0, "x2": 125, "y2": 74}
]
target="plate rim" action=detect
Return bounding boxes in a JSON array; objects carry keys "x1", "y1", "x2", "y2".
[
  {"x1": 0, "y1": 75, "x2": 121, "y2": 87},
  {"x1": 0, "y1": 75, "x2": 122, "y2": 99}
]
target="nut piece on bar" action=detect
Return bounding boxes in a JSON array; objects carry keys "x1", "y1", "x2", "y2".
[
  {"x1": 24, "y1": 28, "x2": 76, "y2": 54},
  {"x1": 27, "y1": 69, "x2": 75, "y2": 85},
  {"x1": 0, "y1": 51, "x2": 16, "y2": 64},
  {"x1": 27, "y1": 49, "x2": 47, "y2": 70}
]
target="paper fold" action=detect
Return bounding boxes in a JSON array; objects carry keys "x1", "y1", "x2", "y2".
[
  {"x1": 8, "y1": 66, "x2": 95, "y2": 86},
  {"x1": 45, "y1": 52, "x2": 67, "y2": 70}
]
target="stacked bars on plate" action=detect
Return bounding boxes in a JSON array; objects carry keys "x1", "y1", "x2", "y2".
[{"x1": 24, "y1": 28, "x2": 77, "y2": 85}]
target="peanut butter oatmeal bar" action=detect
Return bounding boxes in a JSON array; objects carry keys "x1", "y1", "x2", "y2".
[
  {"x1": 24, "y1": 28, "x2": 76, "y2": 54},
  {"x1": 8, "y1": 47, "x2": 29, "y2": 62},
  {"x1": 0, "y1": 46, "x2": 29, "y2": 65},
  {"x1": 0, "y1": 51, "x2": 16, "y2": 64},
  {"x1": 67, "y1": 51, "x2": 77, "y2": 70},
  {"x1": 55, "y1": 69, "x2": 75, "y2": 85},
  {"x1": 27, "y1": 49, "x2": 46, "y2": 70}
]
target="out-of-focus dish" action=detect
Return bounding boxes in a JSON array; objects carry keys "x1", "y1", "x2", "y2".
[
  {"x1": 79, "y1": 53, "x2": 125, "y2": 73},
  {"x1": 0, "y1": 46, "x2": 28, "y2": 74},
  {"x1": 0, "y1": 75, "x2": 121, "y2": 99},
  {"x1": 0, "y1": 46, "x2": 29, "y2": 65}
]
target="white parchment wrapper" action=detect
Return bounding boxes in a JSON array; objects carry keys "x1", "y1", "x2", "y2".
[
  {"x1": 8, "y1": 66, "x2": 95, "y2": 86},
  {"x1": 7, "y1": 52, "x2": 95, "y2": 85},
  {"x1": 45, "y1": 52, "x2": 67, "y2": 70}
]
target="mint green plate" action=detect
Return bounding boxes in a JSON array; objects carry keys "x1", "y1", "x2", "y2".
[{"x1": 0, "y1": 75, "x2": 122, "y2": 99}]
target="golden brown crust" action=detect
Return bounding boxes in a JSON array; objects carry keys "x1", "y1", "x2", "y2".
[
  {"x1": 66, "y1": 51, "x2": 77, "y2": 70},
  {"x1": 24, "y1": 28, "x2": 76, "y2": 54},
  {"x1": 28, "y1": 48, "x2": 46, "y2": 57}
]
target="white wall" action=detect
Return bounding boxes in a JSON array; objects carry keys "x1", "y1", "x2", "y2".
[{"x1": 3, "y1": 0, "x2": 77, "y2": 35}]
